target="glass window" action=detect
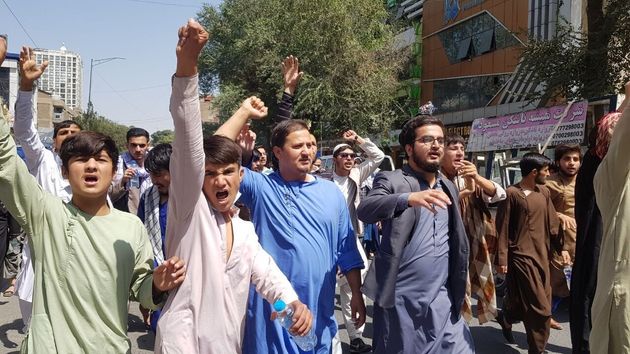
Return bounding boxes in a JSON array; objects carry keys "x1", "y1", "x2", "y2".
[
  {"x1": 438, "y1": 12, "x2": 519, "y2": 63},
  {"x1": 456, "y1": 37, "x2": 472, "y2": 60},
  {"x1": 474, "y1": 28, "x2": 494, "y2": 54},
  {"x1": 432, "y1": 74, "x2": 510, "y2": 114}
]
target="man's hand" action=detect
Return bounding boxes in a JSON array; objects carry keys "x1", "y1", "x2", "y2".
[
  {"x1": 497, "y1": 265, "x2": 508, "y2": 274},
  {"x1": 0, "y1": 35, "x2": 7, "y2": 67},
  {"x1": 457, "y1": 160, "x2": 479, "y2": 181},
  {"x1": 175, "y1": 18, "x2": 210, "y2": 77},
  {"x1": 236, "y1": 123, "x2": 256, "y2": 155},
  {"x1": 153, "y1": 256, "x2": 186, "y2": 292},
  {"x1": 458, "y1": 176, "x2": 476, "y2": 199},
  {"x1": 561, "y1": 251, "x2": 572, "y2": 266},
  {"x1": 407, "y1": 190, "x2": 452, "y2": 213},
  {"x1": 281, "y1": 55, "x2": 303, "y2": 96},
  {"x1": 19, "y1": 47, "x2": 49, "y2": 91},
  {"x1": 269, "y1": 300, "x2": 313, "y2": 336},
  {"x1": 350, "y1": 292, "x2": 367, "y2": 329},
  {"x1": 558, "y1": 214, "x2": 577, "y2": 231},
  {"x1": 342, "y1": 130, "x2": 365, "y2": 145},
  {"x1": 240, "y1": 96, "x2": 268, "y2": 120},
  {"x1": 121, "y1": 168, "x2": 137, "y2": 185}
]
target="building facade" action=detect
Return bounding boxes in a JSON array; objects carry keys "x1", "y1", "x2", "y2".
[
  {"x1": 420, "y1": 0, "x2": 587, "y2": 129},
  {"x1": 0, "y1": 52, "x2": 19, "y2": 123},
  {"x1": 34, "y1": 45, "x2": 83, "y2": 110}
]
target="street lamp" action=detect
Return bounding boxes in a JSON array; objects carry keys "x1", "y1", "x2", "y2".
[{"x1": 87, "y1": 57, "x2": 125, "y2": 115}]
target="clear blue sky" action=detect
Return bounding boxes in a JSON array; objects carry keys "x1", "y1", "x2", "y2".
[{"x1": 1, "y1": 0, "x2": 222, "y2": 133}]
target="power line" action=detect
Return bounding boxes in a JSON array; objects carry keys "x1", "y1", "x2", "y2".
[
  {"x1": 127, "y1": 0, "x2": 200, "y2": 8},
  {"x1": 93, "y1": 71, "x2": 167, "y2": 126},
  {"x1": 1, "y1": 0, "x2": 38, "y2": 47},
  {"x1": 93, "y1": 83, "x2": 169, "y2": 94}
]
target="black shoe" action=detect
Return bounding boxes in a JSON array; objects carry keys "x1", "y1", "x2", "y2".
[
  {"x1": 497, "y1": 311, "x2": 515, "y2": 344},
  {"x1": 349, "y1": 338, "x2": 372, "y2": 353}
]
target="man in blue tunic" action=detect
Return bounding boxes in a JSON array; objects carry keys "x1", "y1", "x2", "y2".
[
  {"x1": 358, "y1": 115, "x2": 474, "y2": 353},
  {"x1": 216, "y1": 115, "x2": 366, "y2": 353}
]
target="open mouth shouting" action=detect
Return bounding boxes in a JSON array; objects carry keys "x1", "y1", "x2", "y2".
[
  {"x1": 83, "y1": 175, "x2": 99, "y2": 187},
  {"x1": 216, "y1": 190, "x2": 229, "y2": 201}
]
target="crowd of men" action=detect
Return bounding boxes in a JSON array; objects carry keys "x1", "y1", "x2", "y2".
[{"x1": 0, "y1": 20, "x2": 629, "y2": 354}]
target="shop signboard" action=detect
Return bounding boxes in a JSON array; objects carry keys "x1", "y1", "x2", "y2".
[
  {"x1": 467, "y1": 100, "x2": 588, "y2": 152},
  {"x1": 445, "y1": 123, "x2": 471, "y2": 141}
]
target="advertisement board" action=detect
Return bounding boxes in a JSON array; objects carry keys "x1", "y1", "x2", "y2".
[{"x1": 467, "y1": 101, "x2": 587, "y2": 152}]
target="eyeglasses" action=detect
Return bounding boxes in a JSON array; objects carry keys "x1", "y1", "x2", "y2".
[
  {"x1": 415, "y1": 136, "x2": 445, "y2": 146},
  {"x1": 338, "y1": 153, "x2": 357, "y2": 159}
]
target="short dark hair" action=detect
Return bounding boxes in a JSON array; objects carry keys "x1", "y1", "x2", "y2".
[
  {"x1": 519, "y1": 152, "x2": 551, "y2": 176},
  {"x1": 270, "y1": 120, "x2": 309, "y2": 169},
  {"x1": 251, "y1": 149, "x2": 261, "y2": 162},
  {"x1": 126, "y1": 127, "x2": 150, "y2": 142},
  {"x1": 53, "y1": 120, "x2": 82, "y2": 138},
  {"x1": 271, "y1": 120, "x2": 309, "y2": 149},
  {"x1": 554, "y1": 144, "x2": 581, "y2": 162},
  {"x1": 145, "y1": 143, "x2": 172, "y2": 173},
  {"x1": 204, "y1": 135, "x2": 242, "y2": 166},
  {"x1": 59, "y1": 131, "x2": 119, "y2": 173},
  {"x1": 399, "y1": 115, "x2": 445, "y2": 147},
  {"x1": 445, "y1": 133, "x2": 466, "y2": 147}
]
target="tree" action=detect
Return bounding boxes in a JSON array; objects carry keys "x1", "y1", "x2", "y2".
[
  {"x1": 196, "y1": 0, "x2": 406, "y2": 142},
  {"x1": 151, "y1": 129, "x2": 175, "y2": 145},
  {"x1": 74, "y1": 112, "x2": 129, "y2": 151},
  {"x1": 518, "y1": 0, "x2": 630, "y2": 103}
]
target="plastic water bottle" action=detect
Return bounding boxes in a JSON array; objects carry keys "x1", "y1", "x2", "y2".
[
  {"x1": 273, "y1": 300, "x2": 316, "y2": 351},
  {"x1": 564, "y1": 265, "x2": 572, "y2": 290},
  {"x1": 126, "y1": 159, "x2": 140, "y2": 188}
]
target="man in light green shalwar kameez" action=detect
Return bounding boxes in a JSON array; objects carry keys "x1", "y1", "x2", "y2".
[
  {"x1": 591, "y1": 83, "x2": 630, "y2": 354},
  {"x1": 0, "y1": 38, "x2": 187, "y2": 353}
]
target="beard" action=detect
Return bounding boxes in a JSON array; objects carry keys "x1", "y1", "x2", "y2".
[
  {"x1": 411, "y1": 149, "x2": 440, "y2": 173},
  {"x1": 560, "y1": 167, "x2": 578, "y2": 178},
  {"x1": 535, "y1": 174, "x2": 547, "y2": 185}
]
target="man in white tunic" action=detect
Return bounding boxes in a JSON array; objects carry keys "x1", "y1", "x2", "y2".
[{"x1": 155, "y1": 20, "x2": 312, "y2": 354}]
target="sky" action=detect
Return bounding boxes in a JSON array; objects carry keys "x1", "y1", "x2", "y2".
[{"x1": 1, "y1": 0, "x2": 222, "y2": 133}]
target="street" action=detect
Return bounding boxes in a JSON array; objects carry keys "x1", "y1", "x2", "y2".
[{"x1": 0, "y1": 287, "x2": 572, "y2": 353}]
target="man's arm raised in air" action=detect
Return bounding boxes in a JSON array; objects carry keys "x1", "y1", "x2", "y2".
[
  {"x1": 276, "y1": 55, "x2": 303, "y2": 121},
  {"x1": 14, "y1": 47, "x2": 50, "y2": 173}
]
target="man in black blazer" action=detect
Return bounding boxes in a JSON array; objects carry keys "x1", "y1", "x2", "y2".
[{"x1": 358, "y1": 115, "x2": 474, "y2": 354}]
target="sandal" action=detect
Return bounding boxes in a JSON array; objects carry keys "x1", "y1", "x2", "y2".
[
  {"x1": 3, "y1": 285, "x2": 15, "y2": 297},
  {"x1": 550, "y1": 318, "x2": 563, "y2": 330}
]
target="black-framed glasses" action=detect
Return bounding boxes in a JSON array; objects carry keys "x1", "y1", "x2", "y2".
[
  {"x1": 415, "y1": 136, "x2": 445, "y2": 146},
  {"x1": 338, "y1": 153, "x2": 357, "y2": 159}
]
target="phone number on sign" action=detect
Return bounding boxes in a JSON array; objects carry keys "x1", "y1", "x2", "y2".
[
  {"x1": 551, "y1": 138, "x2": 584, "y2": 145},
  {"x1": 557, "y1": 123, "x2": 585, "y2": 131}
]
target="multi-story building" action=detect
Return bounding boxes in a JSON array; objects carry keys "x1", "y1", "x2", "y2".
[
  {"x1": 420, "y1": 0, "x2": 590, "y2": 131},
  {"x1": 388, "y1": 0, "x2": 425, "y2": 118},
  {"x1": 34, "y1": 45, "x2": 83, "y2": 110},
  {"x1": 419, "y1": 0, "x2": 604, "y2": 183},
  {"x1": 0, "y1": 52, "x2": 19, "y2": 123}
]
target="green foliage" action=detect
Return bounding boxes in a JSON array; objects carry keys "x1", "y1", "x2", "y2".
[
  {"x1": 197, "y1": 0, "x2": 407, "y2": 142},
  {"x1": 74, "y1": 112, "x2": 129, "y2": 151},
  {"x1": 151, "y1": 129, "x2": 175, "y2": 145},
  {"x1": 519, "y1": 0, "x2": 630, "y2": 102}
]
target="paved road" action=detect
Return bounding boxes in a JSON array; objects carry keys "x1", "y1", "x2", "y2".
[{"x1": 0, "y1": 286, "x2": 572, "y2": 354}]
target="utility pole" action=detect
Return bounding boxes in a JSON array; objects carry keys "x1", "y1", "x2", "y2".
[{"x1": 87, "y1": 57, "x2": 124, "y2": 116}]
